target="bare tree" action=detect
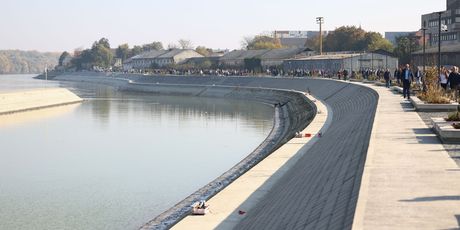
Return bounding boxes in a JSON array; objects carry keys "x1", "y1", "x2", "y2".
[
  {"x1": 241, "y1": 36, "x2": 253, "y2": 49},
  {"x1": 167, "y1": 43, "x2": 179, "y2": 49},
  {"x1": 178, "y1": 39, "x2": 193, "y2": 49}
]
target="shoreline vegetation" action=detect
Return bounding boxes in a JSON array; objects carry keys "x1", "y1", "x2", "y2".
[{"x1": 0, "y1": 50, "x2": 59, "y2": 74}]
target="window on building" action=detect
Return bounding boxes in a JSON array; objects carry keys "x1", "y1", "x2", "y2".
[{"x1": 429, "y1": 20, "x2": 440, "y2": 27}]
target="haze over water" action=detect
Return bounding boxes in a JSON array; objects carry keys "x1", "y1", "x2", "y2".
[{"x1": 0, "y1": 75, "x2": 274, "y2": 230}]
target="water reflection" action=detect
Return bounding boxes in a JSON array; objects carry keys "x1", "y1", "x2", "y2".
[
  {"x1": 0, "y1": 103, "x2": 80, "y2": 128},
  {"x1": 0, "y1": 75, "x2": 274, "y2": 230}
]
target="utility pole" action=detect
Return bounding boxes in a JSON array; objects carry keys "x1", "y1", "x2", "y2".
[{"x1": 316, "y1": 17, "x2": 324, "y2": 55}]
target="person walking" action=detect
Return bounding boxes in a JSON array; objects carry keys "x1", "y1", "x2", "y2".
[
  {"x1": 401, "y1": 64, "x2": 414, "y2": 100},
  {"x1": 448, "y1": 66, "x2": 460, "y2": 100},
  {"x1": 414, "y1": 66, "x2": 422, "y2": 90},
  {"x1": 439, "y1": 66, "x2": 449, "y2": 90},
  {"x1": 384, "y1": 68, "x2": 391, "y2": 88},
  {"x1": 394, "y1": 67, "x2": 402, "y2": 85}
]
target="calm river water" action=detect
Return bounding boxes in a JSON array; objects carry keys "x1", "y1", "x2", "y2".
[{"x1": 0, "y1": 75, "x2": 274, "y2": 230}]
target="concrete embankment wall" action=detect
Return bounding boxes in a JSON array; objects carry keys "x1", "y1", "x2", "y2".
[
  {"x1": 49, "y1": 73, "x2": 379, "y2": 230},
  {"x1": 0, "y1": 88, "x2": 83, "y2": 115},
  {"x1": 52, "y1": 73, "x2": 316, "y2": 229}
]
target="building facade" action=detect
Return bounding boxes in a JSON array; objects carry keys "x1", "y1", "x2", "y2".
[
  {"x1": 284, "y1": 51, "x2": 398, "y2": 73},
  {"x1": 123, "y1": 49, "x2": 203, "y2": 70},
  {"x1": 273, "y1": 30, "x2": 329, "y2": 48},
  {"x1": 422, "y1": 0, "x2": 460, "y2": 46},
  {"x1": 413, "y1": 0, "x2": 460, "y2": 67},
  {"x1": 219, "y1": 48, "x2": 313, "y2": 69}
]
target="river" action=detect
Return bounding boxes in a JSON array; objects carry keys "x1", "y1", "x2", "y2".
[{"x1": 0, "y1": 74, "x2": 274, "y2": 230}]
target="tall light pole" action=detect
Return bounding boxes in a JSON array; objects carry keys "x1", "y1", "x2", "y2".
[
  {"x1": 422, "y1": 26, "x2": 427, "y2": 92},
  {"x1": 316, "y1": 17, "x2": 324, "y2": 55},
  {"x1": 438, "y1": 12, "x2": 442, "y2": 78}
]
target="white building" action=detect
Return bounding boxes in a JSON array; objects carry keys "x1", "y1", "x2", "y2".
[
  {"x1": 123, "y1": 49, "x2": 203, "y2": 70},
  {"x1": 273, "y1": 30, "x2": 329, "y2": 48}
]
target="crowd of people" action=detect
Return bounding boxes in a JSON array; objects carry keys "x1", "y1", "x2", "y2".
[{"x1": 97, "y1": 64, "x2": 460, "y2": 100}]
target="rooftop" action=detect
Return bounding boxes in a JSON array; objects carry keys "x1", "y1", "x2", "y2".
[
  {"x1": 413, "y1": 43, "x2": 460, "y2": 54},
  {"x1": 287, "y1": 53, "x2": 362, "y2": 61}
]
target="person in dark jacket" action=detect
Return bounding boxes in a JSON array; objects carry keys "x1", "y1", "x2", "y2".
[
  {"x1": 384, "y1": 69, "x2": 391, "y2": 88},
  {"x1": 401, "y1": 64, "x2": 414, "y2": 99},
  {"x1": 448, "y1": 66, "x2": 460, "y2": 100},
  {"x1": 394, "y1": 67, "x2": 401, "y2": 85}
]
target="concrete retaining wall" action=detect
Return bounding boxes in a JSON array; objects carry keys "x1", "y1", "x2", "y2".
[
  {"x1": 50, "y1": 73, "x2": 317, "y2": 229},
  {"x1": 0, "y1": 88, "x2": 83, "y2": 115}
]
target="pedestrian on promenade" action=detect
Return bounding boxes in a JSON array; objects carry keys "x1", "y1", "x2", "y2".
[
  {"x1": 439, "y1": 66, "x2": 449, "y2": 90},
  {"x1": 401, "y1": 64, "x2": 414, "y2": 100},
  {"x1": 394, "y1": 67, "x2": 401, "y2": 85},
  {"x1": 448, "y1": 66, "x2": 460, "y2": 100},
  {"x1": 414, "y1": 66, "x2": 422, "y2": 90},
  {"x1": 384, "y1": 68, "x2": 391, "y2": 88},
  {"x1": 343, "y1": 69, "x2": 349, "y2": 81}
]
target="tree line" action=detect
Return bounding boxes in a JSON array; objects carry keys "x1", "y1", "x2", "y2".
[
  {"x1": 243, "y1": 26, "x2": 419, "y2": 64},
  {"x1": 58, "y1": 38, "x2": 215, "y2": 71},
  {"x1": 58, "y1": 26, "x2": 418, "y2": 72},
  {"x1": 0, "y1": 50, "x2": 59, "y2": 74}
]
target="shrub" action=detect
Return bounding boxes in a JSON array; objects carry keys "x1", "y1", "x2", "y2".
[
  {"x1": 367, "y1": 74, "x2": 377, "y2": 81},
  {"x1": 452, "y1": 123, "x2": 460, "y2": 129},
  {"x1": 446, "y1": 111, "x2": 460, "y2": 121},
  {"x1": 417, "y1": 68, "x2": 452, "y2": 104}
]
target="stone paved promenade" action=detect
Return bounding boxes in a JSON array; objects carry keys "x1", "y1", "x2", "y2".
[{"x1": 353, "y1": 83, "x2": 460, "y2": 230}]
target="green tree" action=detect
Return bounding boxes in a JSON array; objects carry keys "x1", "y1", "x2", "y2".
[
  {"x1": 91, "y1": 42, "x2": 113, "y2": 68},
  {"x1": 97, "y1": 38, "x2": 110, "y2": 49},
  {"x1": 243, "y1": 35, "x2": 283, "y2": 50},
  {"x1": 72, "y1": 49, "x2": 92, "y2": 70},
  {"x1": 324, "y1": 26, "x2": 367, "y2": 51},
  {"x1": 116, "y1": 44, "x2": 130, "y2": 61},
  {"x1": 131, "y1": 45, "x2": 143, "y2": 57},
  {"x1": 142, "y1": 41, "x2": 163, "y2": 51},
  {"x1": 58, "y1": 51, "x2": 70, "y2": 66},
  {"x1": 323, "y1": 26, "x2": 394, "y2": 52},
  {"x1": 87, "y1": 38, "x2": 113, "y2": 68},
  {"x1": 365, "y1": 32, "x2": 394, "y2": 52},
  {"x1": 394, "y1": 34, "x2": 420, "y2": 65}
]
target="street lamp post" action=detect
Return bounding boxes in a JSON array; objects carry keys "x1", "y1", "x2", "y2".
[
  {"x1": 316, "y1": 17, "x2": 324, "y2": 55},
  {"x1": 438, "y1": 12, "x2": 442, "y2": 78},
  {"x1": 422, "y1": 27, "x2": 427, "y2": 92}
]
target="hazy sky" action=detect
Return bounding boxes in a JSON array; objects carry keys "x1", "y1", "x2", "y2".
[{"x1": 0, "y1": 0, "x2": 445, "y2": 52}]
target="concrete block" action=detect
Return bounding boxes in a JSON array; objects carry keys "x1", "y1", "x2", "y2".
[
  {"x1": 431, "y1": 117, "x2": 460, "y2": 143},
  {"x1": 411, "y1": 97, "x2": 459, "y2": 112}
]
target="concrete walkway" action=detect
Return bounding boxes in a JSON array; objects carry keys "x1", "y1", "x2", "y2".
[
  {"x1": 0, "y1": 88, "x2": 82, "y2": 115},
  {"x1": 172, "y1": 94, "x2": 330, "y2": 229},
  {"x1": 353, "y1": 84, "x2": 460, "y2": 230}
]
